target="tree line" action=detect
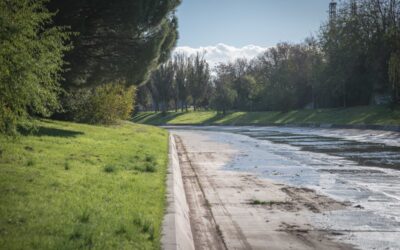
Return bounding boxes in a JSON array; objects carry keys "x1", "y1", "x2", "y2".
[
  {"x1": 138, "y1": 53, "x2": 212, "y2": 112},
  {"x1": 139, "y1": 0, "x2": 400, "y2": 113},
  {"x1": 0, "y1": 0, "x2": 180, "y2": 134}
]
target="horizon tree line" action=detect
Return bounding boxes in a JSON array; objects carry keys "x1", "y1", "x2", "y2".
[{"x1": 138, "y1": 0, "x2": 400, "y2": 114}]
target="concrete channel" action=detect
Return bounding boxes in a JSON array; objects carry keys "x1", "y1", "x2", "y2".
[{"x1": 162, "y1": 126, "x2": 400, "y2": 250}]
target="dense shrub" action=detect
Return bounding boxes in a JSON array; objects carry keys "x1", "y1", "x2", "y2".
[{"x1": 66, "y1": 82, "x2": 136, "y2": 124}]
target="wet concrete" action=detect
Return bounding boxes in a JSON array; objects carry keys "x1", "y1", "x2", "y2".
[
  {"x1": 241, "y1": 130, "x2": 400, "y2": 170},
  {"x1": 167, "y1": 126, "x2": 400, "y2": 250}
]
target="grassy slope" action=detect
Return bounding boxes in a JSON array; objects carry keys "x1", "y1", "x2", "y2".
[
  {"x1": 133, "y1": 105, "x2": 400, "y2": 126},
  {"x1": 0, "y1": 120, "x2": 168, "y2": 250}
]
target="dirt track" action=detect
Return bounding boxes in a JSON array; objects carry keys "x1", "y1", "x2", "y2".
[{"x1": 173, "y1": 131, "x2": 354, "y2": 250}]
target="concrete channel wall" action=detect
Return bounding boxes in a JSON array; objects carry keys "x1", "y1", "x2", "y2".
[
  {"x1": 164, "y1": 123, "x2": 400, "y2": 132},
  {"x1": 281, "y1": 123, "x2": 400, "y2": 132},
  {"x1": 161, "y1": 135, "x2": 195, "y2": 250}
]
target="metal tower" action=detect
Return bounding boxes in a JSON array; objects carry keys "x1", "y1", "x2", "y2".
[
  {"x1": 329, "y1": 0, "x2": 337, "y2": 20},
  {"x1": 350, "y1": 0, "x2": 357, "y2": 15}
]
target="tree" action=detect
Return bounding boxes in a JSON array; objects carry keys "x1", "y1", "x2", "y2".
[
  {"x1": 303, "y1": 37, "x2": 324, "y2": 109},
  {"x1": 241, "y1": 75, "x2": 260, "y2": 111},
  {"x1": 231, "y1": 59, "x2": 251, "y2": 110},
  {"x1": 149, "y1": 61, "x2": 175, "y2": 113},
  {"x1": 389, "y1": 52, "x2": 400, "y2": 104},
  {"x1": 174, "y1": 53, "x2": 190, "y2": 111},
  {"x1": 0, "y1": 0, "x2": 71, "y2": 134},
  {"x1": 215, "y1": 59, "x2": 262, "y2": 111},
  {"x1": 136, "y1": 85, "x2": 153, "y2": 112},
  {"x1": 320, "y1": 0, "x2": 400, "y2": 107},
  {"x1": 212, "y1": 65, "x2": 237, "y2": 114},
  {"x1": 187, "y1": 53, "x2": 211, "y2": 110},
  {"x1": 48, "y1": 0, "x2": 181, "y2": 87}
]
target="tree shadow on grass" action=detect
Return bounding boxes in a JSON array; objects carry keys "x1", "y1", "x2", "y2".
[
  {"x1": 201, "y1": 113, "x2": 227, "y2": 125},
  {"x1": 136, "y1": 112, "x2": 187, "y2": 125},
  {"x1": 132, "y1": 112, "x2": 154, "y2": 121},
  {"x1": 18, "y1": 126, "x2": 84, "y2": 138}
]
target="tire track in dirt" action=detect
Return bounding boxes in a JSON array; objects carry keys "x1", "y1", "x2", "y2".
[{"x1": 175, "y1": 135, "x2": 228, "y2": 250}]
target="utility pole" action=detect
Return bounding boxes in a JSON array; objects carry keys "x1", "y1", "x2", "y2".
[
  {"x1": 350, "y1": 0, "x2": 357, "y2": 16},
  {"x1": 350, "y1": 0, "x2": 357, "y2": 15}
]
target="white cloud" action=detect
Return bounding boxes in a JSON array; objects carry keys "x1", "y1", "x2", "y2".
[{"x1": 174, "y1": 43, "x2": 269, "y2": 69}]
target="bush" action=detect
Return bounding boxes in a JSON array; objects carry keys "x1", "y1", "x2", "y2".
[
  {"x1": 103, "y1": 165, "x2": 116, "y2": 173},
  {"x1": 0, "y1": 0, "x2": 70, "y2": 135},
  {"x1": 66, "y1": 82, "x2": 136, "y2": 124}
]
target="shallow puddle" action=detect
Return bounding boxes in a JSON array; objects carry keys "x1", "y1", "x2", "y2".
[{"x1": 237, "y1": 130, "x2": 400, "y2": 170}]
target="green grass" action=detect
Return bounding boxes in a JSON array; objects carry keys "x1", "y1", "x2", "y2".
[
  {"x1": 0, "y1": 120, "x2": 169, "y2": 250},
  {"x1": 133, "y1": 105, "x2": 400, "y2": 126}
]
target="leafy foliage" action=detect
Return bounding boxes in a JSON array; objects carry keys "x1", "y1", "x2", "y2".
[
  {"x1": 174, "y1": 53, "x2": 191, "y2": 111},
  {"x1": 211, "y1": 64, "x2": 237, "y2": 114},
  {"x1": 0, "y1": 0, "x2": 70, "y2": 134},
  {"x1": 149, "y1": 61, "x2": 175, "y2": 113},
  {"x1": 66, "y1": 82, "x2": 136, "y2": 124},
  {"x1": 144, "y1": 53, "x2": 212, "y2": 113},
  {"x1": 187, "y1": 53, "x2": 211, "y2": 110}
]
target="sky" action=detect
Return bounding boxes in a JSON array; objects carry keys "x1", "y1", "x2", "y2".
[{"x1": 174, "y1": 0, "x2": 333, "y2": 67}]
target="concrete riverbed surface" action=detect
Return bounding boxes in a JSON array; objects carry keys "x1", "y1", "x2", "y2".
[{"x1": 168, "y1": 126, "x2": 400, "y2": 250}]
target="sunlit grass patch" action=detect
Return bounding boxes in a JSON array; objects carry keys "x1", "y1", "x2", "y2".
[
  {"x1": 133, "y1": 105, "x2": 400, "y2": 126},
  {"x1": 0, "y1": 119, "x2": 169, "y2": 249}
]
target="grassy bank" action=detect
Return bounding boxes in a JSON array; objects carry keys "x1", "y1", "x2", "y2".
[
  {"x1": 0, "y1": 120, "x2": 168, "y2": 249},
  {"x1": 133, "y1": 105, "x2": 400, "y2": 126}
]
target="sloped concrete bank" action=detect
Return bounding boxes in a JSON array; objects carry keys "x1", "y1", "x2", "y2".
[
  {"x1": 279, "y1": 123, "x2": 400, "y2": 132},
  {"x1": 161, "y1": 135, "x2": 195, "y2": 250},
  {"x1": 164, "y1": 123, "x2": 400, "y2": 132}
]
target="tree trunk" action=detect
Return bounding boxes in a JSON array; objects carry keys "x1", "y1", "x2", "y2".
[
  {"x1": 155, "y1": 102, "x2": 159, "y2": 112},
  {"x1": 343, "y1": 82, "x2": 347, "y2": 108},
  {"x1": 161, "y1": 102, "x2": 167, "y2": 116}
]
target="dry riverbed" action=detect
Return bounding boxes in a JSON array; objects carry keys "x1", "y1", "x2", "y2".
[{"x1": 169, "y1": 126, "x2": 400, "y2": 250}]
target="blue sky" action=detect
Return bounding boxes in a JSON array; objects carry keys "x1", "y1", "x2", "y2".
[{"x1": 176, "y1": 0, "x2": 332, "y2": 48}]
